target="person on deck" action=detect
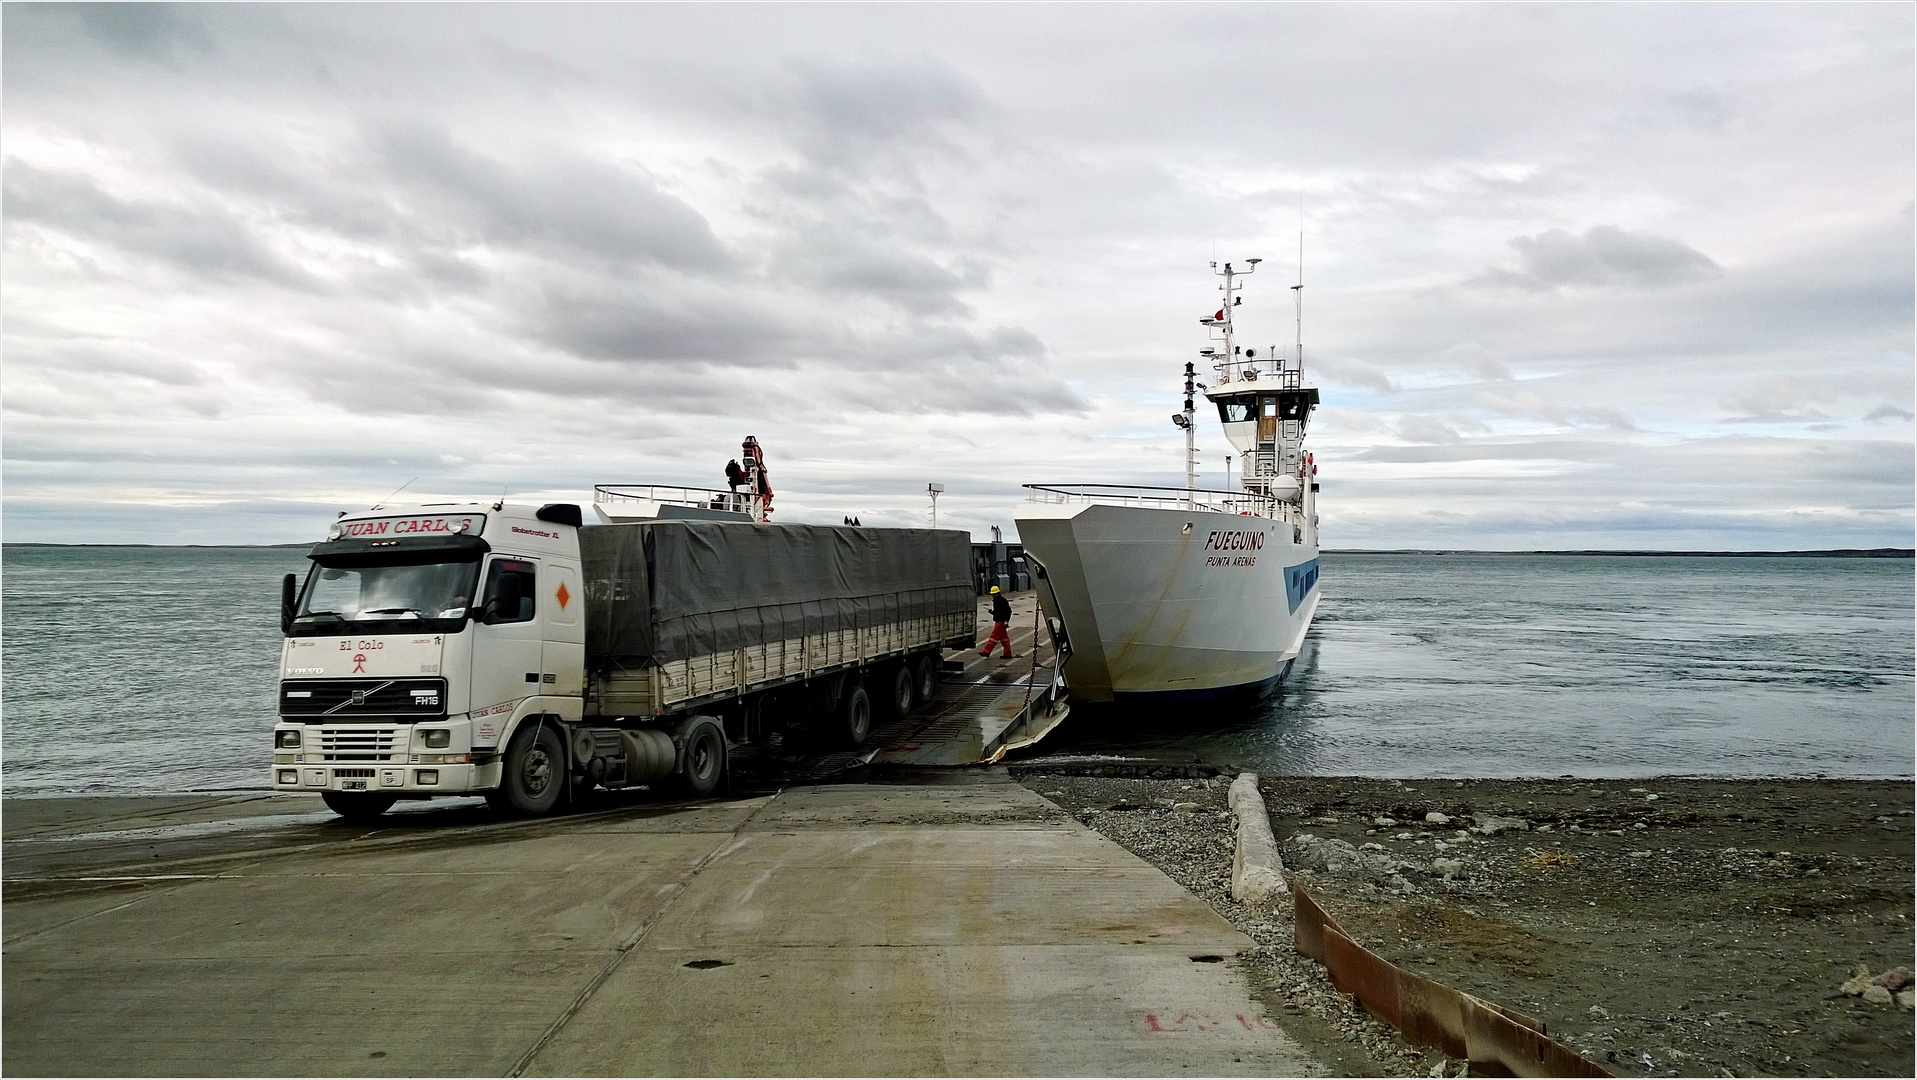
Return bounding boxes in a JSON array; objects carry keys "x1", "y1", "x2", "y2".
[{"x1": 981, "y1": 585, "x2": 1015, "y2": 659}]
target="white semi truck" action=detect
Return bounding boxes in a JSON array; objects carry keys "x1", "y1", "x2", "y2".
[{"x1": 273, "y1": 499, "x2": 976, "y2": 819}]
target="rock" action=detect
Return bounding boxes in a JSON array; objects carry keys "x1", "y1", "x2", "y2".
[
  {"x1": 1172, "y1": 801, "x2": 1200, "y2": 813},
  {"x1": 1862, "y1": 985, "x2": 1894, "y2": 1006},
  {"x1": 1841, "y1": 964, "x2": 1875, "y2": 996},
  {"x1": 1287, "y1": 834, "x2": 1405, "y2": 880},
  {"x1": 1431, "y1": 858, "x2": 1465, "y2": 881},
  {"x1": 1426, "y1": 812, "x2": 1451, "y2": 825},
  {"x1": 1872, "y1": 966, "x2": 1913, "y2": 992},
  {"x1": 1374, "y1": 817, "x2": 1398, "y2": 827},
  {"x1": 1897, "y1": 990, "x2": 1915, "y2": 1009},
  {"x1": 1473, "y1": 815, "x2": 1530, "y2": 836}
]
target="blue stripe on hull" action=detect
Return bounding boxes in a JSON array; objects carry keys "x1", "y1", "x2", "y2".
[
  {"x1": 1285, "y1": 558, "x2": 1321, "y2": 614},
  {"x1": 1107, "y1": 658, "x2": 1295, "y2": 704}
]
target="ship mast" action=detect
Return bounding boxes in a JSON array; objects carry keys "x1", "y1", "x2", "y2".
[
  {"x1": 1187, "y1": 258, "x2": 1261, "y2": 501},
  {"x1": 1291, "y1": 230, "x2": 1304, "y2": 384}
]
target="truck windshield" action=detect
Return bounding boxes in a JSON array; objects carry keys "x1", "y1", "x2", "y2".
[{"x1": 292, "y1": 559, "x2": 481, "y2": 637}]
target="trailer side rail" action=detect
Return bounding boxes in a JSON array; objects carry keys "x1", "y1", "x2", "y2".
[{"x1": 590, "y1": 609, "x2": 974, "y2": 717}]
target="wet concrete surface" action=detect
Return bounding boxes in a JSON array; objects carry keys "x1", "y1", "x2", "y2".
[{"x1": 3, "y1": 772, "x2": 1321, "y2": 1076}]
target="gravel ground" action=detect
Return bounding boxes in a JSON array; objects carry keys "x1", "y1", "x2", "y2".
[{"x1": 1011, "y1": 766, "x2": 1915, "y2": 1079}]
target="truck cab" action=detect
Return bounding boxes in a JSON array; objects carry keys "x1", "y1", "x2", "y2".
[{"x1": 272, "y1": 502, "x2": 585, "y2": 818}]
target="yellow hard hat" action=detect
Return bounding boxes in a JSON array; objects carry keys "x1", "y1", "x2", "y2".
[{"x1": 989, "y1": 585, "x2": 1000, "y2": 593}]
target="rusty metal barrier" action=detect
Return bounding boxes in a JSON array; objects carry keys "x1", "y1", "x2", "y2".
[{"x1": 1293, "y1": 883, "x2": 1613, "y2": 1078}]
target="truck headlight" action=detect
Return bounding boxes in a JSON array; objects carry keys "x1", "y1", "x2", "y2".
[
  {"x1": 276, "y1": 729, "x2": 302, "y2": 749},
  {"x1": 423, "y1": 729, "x2": 450, "y2": 748},
  {"x1": 278, "y1": 770, "x2": 298, "y2": 784}
]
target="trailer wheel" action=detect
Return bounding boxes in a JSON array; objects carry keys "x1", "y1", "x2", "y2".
[
  {"x1": 321, "y1": 792, "x2": 397, "y2": 821},
  {"x1": 497, "y1": 721, "x2": 565, "y2": 815},
  {"x1": 836, "y1": 684, "x2": 873, "y2": 748},
  {"x1": 914, "y1": 654, "x2": 939, "y2": 706},
  {"x1": 881, "y1": 664, "x2": 916, "y2": 720},
  {"x1": 676, "y1": 718, "x2": 726, "y2": 797}
]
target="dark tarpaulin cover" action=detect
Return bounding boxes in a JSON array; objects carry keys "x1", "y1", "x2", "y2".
[{"x1": 580, "y1": 522, "x2": 974, "y2": 666}]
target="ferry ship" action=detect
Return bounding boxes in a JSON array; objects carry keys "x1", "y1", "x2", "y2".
[{"x1": 1015, "y1": 258, "x2": 1321, "y2": 702}]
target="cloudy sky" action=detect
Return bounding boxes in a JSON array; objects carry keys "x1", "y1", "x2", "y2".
[{"x1": 5, "y1": 3, "x2": 1911, "y2": 548}]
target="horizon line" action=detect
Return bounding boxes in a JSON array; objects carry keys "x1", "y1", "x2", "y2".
[{"x1": 3, "y1": 542, "x2": 1911, "y2": 558}]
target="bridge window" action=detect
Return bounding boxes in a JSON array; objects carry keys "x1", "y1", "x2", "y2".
[{"x1": 1216, "y1": 399, "x2": 1255, "y2": 423}]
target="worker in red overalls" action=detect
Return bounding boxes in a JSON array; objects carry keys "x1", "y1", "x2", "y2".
[{"x1": 981, "y1": 585, "x2": 1015, "y2": 659}]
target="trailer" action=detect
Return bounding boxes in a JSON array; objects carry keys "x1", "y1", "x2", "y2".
[{"x1": 271, "y1": 500, "x2": 980, "y2": 819}]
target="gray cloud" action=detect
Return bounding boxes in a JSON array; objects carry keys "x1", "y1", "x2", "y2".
[
  {"x1": 1, "y1": 5, "x2": 1908, "y2": 548},
  {"x1": 1475, "y1": 225, "x2": 1722, "y2": 291},
  {"x1": 4, "y1": 162, "x2": 323, "y2": 290},
  {"x1": 1309, "y1": 354, "x2": 1397, "y2": 395},
  {"x1": 769, "y1": 230, "x2": 976, "y2": 316},
  {"x1": 360, "y1": 119, "x2": 734, "y2": 274}
]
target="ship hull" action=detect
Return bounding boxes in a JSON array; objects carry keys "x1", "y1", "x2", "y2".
[{"x1": 1015, "y1": 502, "x2": 1320, "y2": 703}]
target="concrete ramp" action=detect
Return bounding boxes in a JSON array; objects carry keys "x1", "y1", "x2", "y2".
[
  {"x1": 4, "y1": 780, "x2": 1322, "y2": 1077},
  {"x1": 522, "y1": 780, "x2": 1319, "y2": 1077}
]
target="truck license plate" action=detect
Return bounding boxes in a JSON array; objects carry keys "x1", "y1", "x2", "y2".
[{"x1": 341, "y1": 780, "x2": 368, "y2": 791}]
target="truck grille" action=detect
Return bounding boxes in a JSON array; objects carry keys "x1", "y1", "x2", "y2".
[
  {"x1": 316, "y1": 729, "x2": 402, "y2": 762},
  {"x1": 279, "y1": 678, "x2": 447, "y2": 718}
]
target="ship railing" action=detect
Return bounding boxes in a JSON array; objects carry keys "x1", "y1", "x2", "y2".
[
  {"x1": 1022, "y1": 483, "x2": 1281, "y2": 518},
  {"x1": 594, "y1": 483, "x2": 763, "y2": 518},
  {"x1": 1210, "y1": 356, "x2": 1304, "y2": 390}
]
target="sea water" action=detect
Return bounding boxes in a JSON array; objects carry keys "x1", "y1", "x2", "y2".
[
  {"x1": 1045, "y1": 553, "x2": 1915, "y2": 779},
  {"x1": 2, "y1": 547, "x2": 1911, "y2": 793}
]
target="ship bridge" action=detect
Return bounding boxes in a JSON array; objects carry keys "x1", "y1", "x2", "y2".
[{"x1": 1204, "y1": 358, "x2": 1319, "y2": 494}]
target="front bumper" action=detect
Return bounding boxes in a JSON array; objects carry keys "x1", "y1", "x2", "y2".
[
  {"x1": 271, "y1": 761, "x2": 502, "y2": 795},
  {"x1": 272, "y1": 717, "x2": 500, "y2": 795}
]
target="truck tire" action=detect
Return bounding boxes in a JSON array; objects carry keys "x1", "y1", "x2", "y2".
[
  {"x1": 836, "y1": 684, "x2": 872, "y2": 748},
  {"x1": 914, "y1": 654, "x2": 939, "y2": 706},
  {"x1": 496, "y1": 720, "x2": 565, "y2": 815},
  {"x1": 880, "y1": 663, "x2": 916, "y2": 720},
  {"x1": 321, "y1": 791, "x2": 397, "y2": 821},
  {"x1": 676, "y1": 717, "x2": 726, "y2": 798}
]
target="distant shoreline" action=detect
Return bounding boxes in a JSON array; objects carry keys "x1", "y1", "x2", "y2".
[
  {"x1": 6, "y1": 543, "x2": 1910, "y2": 558},
  {"x1": 1324, "y1": 548, "x2": 1915, "y2": 558},
  {"x1": 4, "y1": 542, "x2": 316, "y2": 549}
]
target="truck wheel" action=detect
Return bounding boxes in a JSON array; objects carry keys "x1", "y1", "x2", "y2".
[
  {"x1": 321, "y1": 791, "x2": 397, "y2": 821},
  {"x1": 676, "y1": 718, "x2": 726, "y2": 798},
  {"x1": 881, "y1": 664, "x2": 916, "y2": 720},
  {"x1": 836, "y1": 684, "x2": 872, "y2": 748},
  {"x1": 914, "y1": 654, "x2": 939, "y2": 706},
  {"x1": 498, "y1": 721, "x2": 565, "y2": 815}
]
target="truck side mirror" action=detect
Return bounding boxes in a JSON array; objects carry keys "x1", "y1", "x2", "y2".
[{"x1": 281, "y1": 573, "x2": 298, "y2": 634}]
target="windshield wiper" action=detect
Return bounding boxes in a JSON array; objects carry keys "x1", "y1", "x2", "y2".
[
  {"x1": 298, "y1": 611, "x2": 345, "y2": 622},
  {"x1": 362, "y1": 608, "x2": 424, "y2": 617}
]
